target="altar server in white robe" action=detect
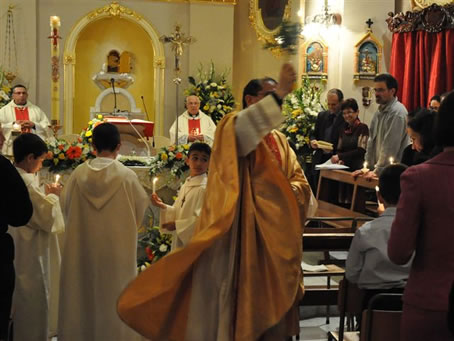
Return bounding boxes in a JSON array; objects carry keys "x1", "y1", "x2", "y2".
[
  {"x1": 169, "y1": 95, "x2": 216, "y2": 146},
  {"x1": 0, "y1": 85, "x2": 50, "y2": 156},
  {"x1": 8, "y1": 133, "x2": 64, "y2": 341},
  {"x1": 151, "y1": 142, "x2": 210, "y2": 251},
  {"x1": 58, "y1": 122, "x2": 149, "y2": 341}
]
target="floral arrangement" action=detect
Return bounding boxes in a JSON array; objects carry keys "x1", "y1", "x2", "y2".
[
  {"x1": 280, "y1": 77, "x2": 324, "y2": 160},
  {"x1": 43, "y1": 138, "x2": 95, "y2": 172},
  {"x1": 185, "y1": 62, "x2": 235, "y2": 124},
  {"x1": 0, "y1": 68, "x2": 11, "y2": 109},
  {"x1": 137, "y1": 225, "x2": 172, "y2": 272},
  {"x1": 42, "y1": 115, "x2": 105, "y2": 172},
  {"x1": 149, "y1": 143, "x2": 190, "y2": 181}
]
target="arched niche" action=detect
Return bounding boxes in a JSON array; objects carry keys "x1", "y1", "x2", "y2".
[{"x1": 63, "y1": 2, "x2": 165, "y2": 134}]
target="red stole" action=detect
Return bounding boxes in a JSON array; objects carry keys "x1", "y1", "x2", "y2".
[
  {"x1": 188, "y1": 118, "x2": 201, "y2": 135},
  {"x1": 14, "y1": 107, "x2": 31, "y2": 133},
  {"x1": 264, "y1": 133, "x2": 282, "y2": 167}
]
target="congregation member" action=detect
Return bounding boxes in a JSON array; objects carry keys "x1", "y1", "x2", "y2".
[
  {"x1": 9, "y1": 133, "x2": 64, "y2": 341},
  {"x1": 169, "y1": 94, "x2": 217, "y2": 146},
  {"x1": 309, "y1": 88, "x2": 345, "y2": 191},
  {"x1": 354, "y1": 74, "x2": 409, "y2": 178},
  {"x1": 0, "y1": 127, "x2": 32, "y2": 341},
  {"x1": 330, "y1": 98, "x2": 369, "y2": 171},
  {"x1": 0, "y1": 85, "x2": 50, "y2": 156},
  {"x1": 428, "y1": 94, "x2": 441, "y2": 112},
  {"x1": 118, "y1": 63, "x2": 312, "y2": 340},
  {"x1": 346, "y1": 164, "x2": 411, "y2": 310},
  {"x1": 388, "y1": 91, "x2": 454, "y2": 341},
  {"x1": 401, "y1": 109, "x2": 437, "y2": 167},
  {"x1": 58, "y1": 123, "x2": 149, "y2": 341},
  {"x1": 151, "y1": 142, "x2": 211, "y2": 251}
]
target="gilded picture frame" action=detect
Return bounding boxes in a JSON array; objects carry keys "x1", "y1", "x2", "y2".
[
  {"x1": 302, "y1": 39, "x2": 328, "y2": 80},
  {"x1": 249, "y1": 0, "x2": 292, "y2": 45},
  {"x1": 353, "y1": 30, "x2": 383, "y2": 81},
  {"x1": 411, "y1": 0, "x2": 453, "y2": 10}
]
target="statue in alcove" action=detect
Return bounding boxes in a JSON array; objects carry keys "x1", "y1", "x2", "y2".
[{"x1": 107, "y1": 50, "x2": 121, "y2": 73}]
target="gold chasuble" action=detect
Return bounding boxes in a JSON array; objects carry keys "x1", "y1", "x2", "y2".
[{"x1": 118, "y1": 112, "x2": 307, "y2": 340}]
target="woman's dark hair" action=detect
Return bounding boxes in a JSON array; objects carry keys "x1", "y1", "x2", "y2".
[
  {"x1": 435, "y1": 91, "x2": 454, "y2": 147},
  {"x1": 407, "y1": 108, "x2": 436, "y2": 153},
  {"x1": 341, "y1": 98, "x2": 359, "y2": 112}
]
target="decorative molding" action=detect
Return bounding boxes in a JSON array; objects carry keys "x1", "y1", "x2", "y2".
[
  {"x1": 353, "y1": 30, "x2": 383, "y2": 80},
  {"x1": 154, "y1": 57, "x2": 166, "y2": 69},
  {"x1": 411, "y1": 0, "x2": 453, "y2": 10},
  {"x1": 248, "y1": 0, "x2": 292, "y2": 50},
  {"x1": 149, "y1": 0, "x2": 236, "y2": 4},
  {"x1": 387, "y1": 3, "x2": 454, "y2": 33},
  {"x1": 87, "y1": 2, "x2": 142, "y2": 20},
  {"x1": 63, "y1": 2, "x2": 166, "y2": 135}
]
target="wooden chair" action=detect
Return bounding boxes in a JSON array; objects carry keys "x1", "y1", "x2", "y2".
[
  {"x1": 360, "y1": 293, "x2": 403, "y2": 341},
  {"x1": 328, "y1": 278, "x2": 365, "y2": 341}
]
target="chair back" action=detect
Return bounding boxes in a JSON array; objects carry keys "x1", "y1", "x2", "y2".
[
  {"x1": 59, "y1": 134, "x2": 80, "y2": 144},
  {"x1": 360, "y1": 293, "x2": 403, "y2": 341},
  {"x1": 335, "y1": 278, "x2": 365, "y2": 341}
]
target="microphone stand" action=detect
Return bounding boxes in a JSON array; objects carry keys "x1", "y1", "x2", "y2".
[{"x1": 111, "y1": 78, "x2": 118, "y2": 114}]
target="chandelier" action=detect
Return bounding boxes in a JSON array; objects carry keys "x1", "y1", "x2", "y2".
[
  {"x1": 2, "y1": 5, "x2": 18, "y2": 84},
  {"x1": 306, "y1": 0, "x2": 342, "y2": 26}
]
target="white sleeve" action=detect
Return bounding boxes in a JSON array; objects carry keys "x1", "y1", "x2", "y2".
[{"x1": 235, "y1": 95, "x2": 284, "y2": 156}]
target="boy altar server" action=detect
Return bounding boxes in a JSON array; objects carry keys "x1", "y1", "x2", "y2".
[
  {"x1": 151, "y1": 142, "x2": 211, "y2": 250},
  {"x1": 58, "y1": 123, "x2": 149, "y2": 341},
  {"x1": 9, "y1": 133, "x2": 64, "y2": 341}
]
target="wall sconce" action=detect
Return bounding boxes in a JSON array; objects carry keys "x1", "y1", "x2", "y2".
[{"x1": 362, "y1": 86, "x2": 372, "y2": 107}]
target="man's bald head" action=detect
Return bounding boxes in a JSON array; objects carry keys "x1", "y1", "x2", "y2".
[{"x1": 186, "y1": 95, "x2": 201, "y2": 116}]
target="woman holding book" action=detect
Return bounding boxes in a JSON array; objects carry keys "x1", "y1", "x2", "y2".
[{"x1": 331, "y1": 98, "x2": 369, "y2": 171}]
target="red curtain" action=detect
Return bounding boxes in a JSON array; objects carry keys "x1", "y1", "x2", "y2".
[{"x1": 390, "y1": 29, "x2": 454, "y2": 112}]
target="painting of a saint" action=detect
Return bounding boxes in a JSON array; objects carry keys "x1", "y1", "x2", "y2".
[
  {"x1": 258, "y1": 0, "x2": 289, "y2": 30},
  {"x1": 358, "y1": 42, "x2": 378, "y2": 74},
  {"x1": 306, "y1": 42, "x2": 323, "y2": 73}
]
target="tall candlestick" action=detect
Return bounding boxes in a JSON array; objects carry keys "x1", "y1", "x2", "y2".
[
  {"x1": 153, "y1": 177, "x2": 158, "y2": 193},
  {"x1": 49, "y1": 16, "x2": 61, "y2": 122}
]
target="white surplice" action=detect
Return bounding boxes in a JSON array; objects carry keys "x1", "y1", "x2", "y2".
[
  {"x1": 58, "y1": 158, "x2": 149, "y2": 341},
  {"x1": 160, "y1": 173, "x2": 207, "y2": 250},
  {"x1": 169, "y1": 110, "x2": 216, "y2": 146},
  {"x1": 8, "y1": 168, "x2": 64, "y2": 341},
  {"x1": 0, "y1": 101, "x2": 50, "y2": 155}
]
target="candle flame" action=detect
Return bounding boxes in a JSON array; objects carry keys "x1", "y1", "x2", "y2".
[
  {"x1": 389, "y1": 157, "x2": 394, "y2": 164},
  {"x1": 55, "y1": 174, "x2": 61, "y2": 184},
  {"x1": 375, "y1": 186, "x2": 379, "y2": 192},
  {"x1": 153, "y1": 177, "x2": 158, "y2": 185}
]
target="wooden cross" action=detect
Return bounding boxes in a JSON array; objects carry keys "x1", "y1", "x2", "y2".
[
  {"x1": 160, "y1": 25, "x2": 196, "y2": 74},
  {"x1": 366, "y1": 18, "x2": 374, "y2": 30}
]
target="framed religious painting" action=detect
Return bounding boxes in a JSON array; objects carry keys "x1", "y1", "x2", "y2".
[
  {"x1": 302, "y1": 39, "x2": 328, "y2": 80},
  {"x1": 353, "y1": 30, "x2": 382, "y2": 80},
  {"x1": 411, "y1": 0, "x2": 454, "y2": 10},
  {"x1": 249, "y1": 0, "x2": 292, "y2": 47}
]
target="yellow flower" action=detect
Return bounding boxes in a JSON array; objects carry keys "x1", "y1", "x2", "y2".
[
  {"x1": 97, "y1": 114, "x2": 103, "y2": 119},
  {"x1": 292, "y1": 109, "x2": 302, "y2": 117},
  {"x1": 161, "y1": 153, "x2": 168, "y2": 161},
  {"x1": 203, "y1": 104, "x2": 209, "y2": 111},
  {"x1": 183, "y1": 144, "x2": 190, "y2": 150},
  {"x1": 289, "y1": 126, "x2": 298, "y2": 133},
  {"x1": 58, "y1": 153, "x2": 65, "y2": 160},
  {"x1": 53, "y1": 158, "x2": 59, "y2": 165},
  {"x1": 88, "y1": 121, "x2": 93, "y2": 125},
  {"x1": 88, "y1": 138, "x2": 92, "y2": 143},
  {"x1": 85, "y1": 130, "x2": 92, "y2": 137}
]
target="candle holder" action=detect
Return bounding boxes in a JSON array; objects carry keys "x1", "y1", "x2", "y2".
[{"x1": 49, "y1": 119, "x2": 62, "y2": 137}]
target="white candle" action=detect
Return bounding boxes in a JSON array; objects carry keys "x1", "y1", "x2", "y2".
[
  {"x1": 362, "y1": 161, "x2": 368, "y2": 174},
  {"x1": 50, "y1": 16, "x2": 60, "y2": 27},
  {"x1": 152, "y1": 177, "x2": 158, "y2": 193},
  {"x1": 375, "y1": 186, "x2": 379, "y2": 192},
  {"x1": 13, "y1": 122, "x2": 21, "y2": 131},
  {"x1": 389, "y1": 157, "x2": 394, "y2": 164},
  {"x1": 54, "y1": 174, "x2": 61, "y2": 186}
]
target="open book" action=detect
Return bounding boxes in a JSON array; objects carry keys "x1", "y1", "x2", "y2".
[
  {"x1": 315, "y1": 159, "x2": 349, "y2": 170},
  {"x1": 301, "y1": 261, "x2": 328, "y2": 272}
]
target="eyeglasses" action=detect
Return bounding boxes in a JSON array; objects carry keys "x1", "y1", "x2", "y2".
[{"x1": 373, "y1": 88, "x2": 387, "y2": 94}]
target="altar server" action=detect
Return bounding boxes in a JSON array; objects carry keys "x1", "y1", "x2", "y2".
[
  {"x1": 0, "y1": 85, "x2": 50, "y2": 156},
  {"x1": 9, "y1": 133, "x2": 64, "y2": 341},
  {"x1": 151, "y1": 142, "x2": 211, "y2": 251},
  {"x1": 169, "y1": 95, "x2": 216, "y2": 146},
  {"x1": 58, "y1": 123, "x2": 149, "y2": 341}
]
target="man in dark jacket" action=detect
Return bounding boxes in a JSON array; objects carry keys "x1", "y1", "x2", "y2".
[
  {"x1": 309, "y1": 88, "x2": 345, "y2": 192},
  {"x1": 0, "y1": 127, "x2": 32, "y2": 341}
]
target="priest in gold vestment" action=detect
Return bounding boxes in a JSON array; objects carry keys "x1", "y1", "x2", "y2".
[{"x1": 118, "y1": 64, "x2": 311, "y2": 340}]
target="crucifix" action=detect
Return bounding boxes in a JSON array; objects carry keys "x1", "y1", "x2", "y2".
[
  {"x1": 366, "y1": 18, "x2": 374, "y2": 31},
  {"x1": 160, "y1": 25, "x2": 196, "y2": 146}
]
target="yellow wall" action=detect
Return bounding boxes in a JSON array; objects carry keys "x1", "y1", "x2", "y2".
[{"x1": 74, "y1": 17, "x2": 155, "y2": 133}]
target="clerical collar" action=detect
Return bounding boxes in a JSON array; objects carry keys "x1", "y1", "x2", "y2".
[{"x1": 188, "y1": 113, "x2": 200, "y2": 120}]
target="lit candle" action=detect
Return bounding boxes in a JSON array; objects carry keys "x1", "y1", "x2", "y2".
[
  {"x1": 54, "y1": 174, "x2": 61, "y2": 186},
  {"x1": 49, "y1": 16, "x2": 60, "y2": 121},
  {"x1": 362, "y1": 161, "x2": 368, "y2": 174},
  {"x1": 50, "y1": 16, "x2": 61, "y2": 27},
  {"x1": 13, "y1": 122, "x2": 21, "y2": 131},
  {"x1": 375, "y1": 186, "x2": 379, "y2": 192},
  {"x1": 152, "y1": 177, "x2": 158, "y2": 193},
  {"x1": 389, "y1": 156, "x2": 394, "y2": 164}
]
